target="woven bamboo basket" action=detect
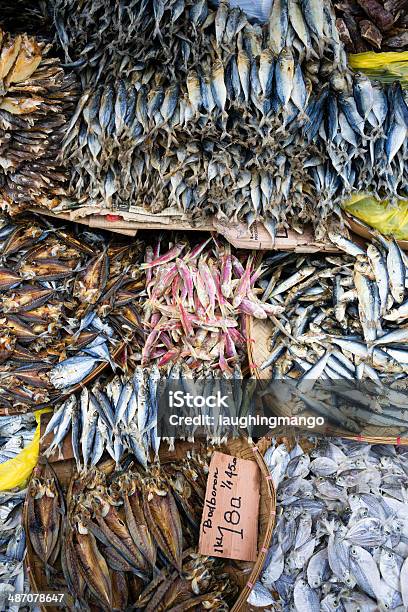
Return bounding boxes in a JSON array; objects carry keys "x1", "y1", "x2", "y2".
[
  {"x1": 246, "y1": 315, "x2": 408, "y2": 446},
  {"x1": 24, "y1": 426, "x2": 276, "y2": 612}
]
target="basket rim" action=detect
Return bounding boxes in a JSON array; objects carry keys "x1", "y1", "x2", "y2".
[{"x1": 230, "y1": 437, "x2": 276, "y2": 612}]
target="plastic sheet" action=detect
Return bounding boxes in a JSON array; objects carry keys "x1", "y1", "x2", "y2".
[
  {"x1": 212, "y1": 0, "x2": 272, "y2": 22},
  {"x1": 349, "y1": 51, "x2": 408, "y2": 86},
  {"x1": 0, "y1": 408, "x2": 52, "y2": 491},
  {"x1": 342, "y1": 194, "x2": 408, "y2": 240}
]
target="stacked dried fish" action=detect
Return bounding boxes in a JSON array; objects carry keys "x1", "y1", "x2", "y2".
[
  {"x1": 256, "y1": 232, "x2": 408, "y2": 432},
  {"x1": 0, "y1": 414, "x2": 36, "y2": 463},
  {"x1": 49, "y1": 0, "x2": 366, "y2": 234},
  {"x1": 335, "y1": 0, "x2": 408, "y2": 52},
  {"x1": 0, "y1": 488, "x2": 28, "y2": 608},
  {"x1": 42, "y1": 371, "x2": 161, "y2": 469},
  {"x1": 247, "y1": 437, "x2": 408, "y2": 610},
  {"x1": 0, "y1": 27, "x2": 78, "y2": 213},
  {"x1": 26, "y1": 454, "x2": 238, "y2": 610},
  {"x1": 141, "y1": 235, "x2": 282, "y2": 369},
  {"x1": 0, "y1": 213, "x2": 146, "y2": 411},
  {"x1": 42, "y1": 360, "x2": 250, "y2": 471}
]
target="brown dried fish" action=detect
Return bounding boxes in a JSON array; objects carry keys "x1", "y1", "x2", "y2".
[
  {"x1": 360, "y1": 18, "x2": 383, "y2": 48},
  {"x1": 73, "y1": 527, "x2": 113, "y2": 610},
  {"x1": 141, "y1": 473, "x2": 183, "y2": 573},
  {"x1": 27, "y1": 465, "x2": 61, "y2": 572},
  {"x1": 117, "y1": 474, "x2": 157, "y2": 568},
  {"x1": 73, "y1": 250, "x2": 109, "y2": 306},
  {"x1": 357, "y1": 0, "x2": 395, "y2": 31}
]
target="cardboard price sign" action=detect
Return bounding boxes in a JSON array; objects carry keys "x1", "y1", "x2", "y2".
[{"x1": 199, "y1": 451, "x2": 260, "y2": 562}]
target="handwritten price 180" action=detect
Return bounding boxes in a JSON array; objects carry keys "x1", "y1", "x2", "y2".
[{"x1": 214, "y1": 458, "x2": 243, "y2": 553}]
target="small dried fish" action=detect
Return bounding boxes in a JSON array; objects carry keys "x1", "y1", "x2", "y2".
[{"x1": 257, "y1": 437, "x2": 408, "y2": 610}]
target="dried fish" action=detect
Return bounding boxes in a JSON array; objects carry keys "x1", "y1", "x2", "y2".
[
  {"x1": 43, "y1": 357, "x2": 248, "y2": 470},
  {"x1": 255, "y1": 233, "x2": 408, "y2": 433},
  {"x1": 0, "y1": 25, "x2": 79, "y2": 214},
  {"x1": 142, "y1": 235, "x2": 277, "y2": 371},
  {"x1": 45, "y1": 452, "x2": 238, "y2": 610},
  {"x1": 0, "y1": 486, "x2": 28, "y2": 606},
  {"x1": 44, "y1": 0, "x2": 369, "y2": 236},
  {"x1": 0, "y1": 413, "x2": 36, "y2": 463},
  {"x1": 257, "y1": 437, "x2": 408, "y2": 610},
  {"x1": 335, "y1": 0, "x2": 407, "y2": 52},
  {"x1": 0, "y1": 213, "x2": 146, "y2": 412}
]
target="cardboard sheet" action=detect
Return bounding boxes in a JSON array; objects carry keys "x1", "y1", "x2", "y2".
[{"x1": 199, "y1": 451, "x2": 260, "y2": 562}]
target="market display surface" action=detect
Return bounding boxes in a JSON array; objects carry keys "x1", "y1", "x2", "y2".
[{"x1": 0, "y1": 1, "x2": 407, "y2": 611}]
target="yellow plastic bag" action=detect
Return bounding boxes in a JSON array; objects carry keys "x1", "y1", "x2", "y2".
[
  {"x1": 342, "y1": 194, "x2": 408, "y2": 240},
  {"x1": 349, "y1": 51, "x2": 408, "y2": 87},
  {"x1": 0, "y1": 408, "x2": 52, "y2": 491}
]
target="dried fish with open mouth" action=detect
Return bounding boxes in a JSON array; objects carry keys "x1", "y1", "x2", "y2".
[{"x1": 250, "y1": 436, "x2": 408, "y2": 610}]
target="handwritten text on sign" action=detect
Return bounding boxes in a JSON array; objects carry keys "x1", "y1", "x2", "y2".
[{"x1": 199, "y1": 451, "x2": 260, "y2": 562}]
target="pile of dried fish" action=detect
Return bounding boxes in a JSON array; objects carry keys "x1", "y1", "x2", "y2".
[
  {"x1": 42, "y1": 371, "x2": 161, "y2": 470},
  {"x1": 141, "y1": 235, "x2": 281, "y2": 369},
  {"x1": 256, "y1": 232, "x2": 408, "y2": 432},
  {"x1": 0, "y1": 1, "x2": 51, "y2": 38},
  {"x1": 0, "y1": 213, "x2": 146, "y2": 411},
  {"x1": 48, "y1": 0, "x2": 372, "y2": 234},
  {"x1": 27, "y1": 454, "x2": 238, "y2": 610},
  {"x1": 42, "y1": 357, "x2": 250, "y2": 471},
  {"x1": 248, "y1": 437, "x2": 408, "y2": 610},
  {"x1": 0, "y1": 26, "x2": 78, "y2": 213},
  {"x1": 0, "y1": 488, "x2": 28, "y2": 607},
  {"x1": 48, "y1": 0, "x2": 408, "y2": 234},
  {"x1": 0, "y1": 414, "x2": 36, "y2": 463},
  {"x1": 335, "y1": 0, "x2": 408, "y2": 52}
]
